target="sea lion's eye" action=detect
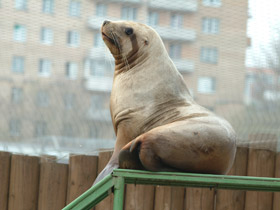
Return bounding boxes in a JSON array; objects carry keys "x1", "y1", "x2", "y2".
[{"x1": 125, "y1": 28, "x2": 133, "y2": 35}]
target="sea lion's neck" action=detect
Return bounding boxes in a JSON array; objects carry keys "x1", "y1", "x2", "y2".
[
  {"x1": 113, "y1": 50, "x2": 148, "y2": 74},
  {"x1": 113, "y1": 34, "x2": 148, "y2": 74}
]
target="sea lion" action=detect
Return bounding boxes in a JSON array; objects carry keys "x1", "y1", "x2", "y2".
[{"x1": 93, "y1": 20, "x2": 236, "y2": 184}]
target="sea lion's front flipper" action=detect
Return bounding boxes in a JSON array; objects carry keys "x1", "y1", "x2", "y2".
[{"x1": 118, "y1": 139, "x2": 144, "y2": 170}]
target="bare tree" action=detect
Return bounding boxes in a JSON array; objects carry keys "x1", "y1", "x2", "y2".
[{"x1": 249, "y1": 31, "x2": 280, "y2": 110}]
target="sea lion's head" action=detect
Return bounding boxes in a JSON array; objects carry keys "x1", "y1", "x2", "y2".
[{"x1": 101, "y1": 20, "x2": 165, "y2": 70}]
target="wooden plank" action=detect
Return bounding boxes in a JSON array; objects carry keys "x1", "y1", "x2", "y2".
[
  {"x1": 124, "y1": 184, "x2": 155, "y2": 210},
  {"x1": 8, "y1": 154, "x2": 40, "y2": 210},
  {"x1": 0, "y1": 152, "x2": 11, "y2": 210},
  {"x1": 40, "y1": 155, "x2": 56, "y2": 163},
  {"x1": 66, "y1": 155, "x2": 98, "y2": 204},
  {"x1": 247, "y1": 134, "x2": 277, "y2": 151},
  {"x1": 273, "y1": 152, "x2": 280, "y2": 210},
  {"x1": 155, "y1": 185, "x2": 188, "y2": 210},
  {"x1": 95, "y1": 151, "x2": 114, "y2": 210},
  {"x1": 171, "y1": 187, "x2": 185, "y2": 210},
  {"x1": 154, "y1": 186, "x2": 171, "y2": 210},
  {"x1": 38, "y1": 162, "x2": 68, "y2": 210},
  {"x1": 245, "y1": 148, "x2": 276, "y2": 210},
  {"x1": 185, "y1": 188, "x2": 215, "y2": 210},
  {"x1": 216, "y1": 147, "x2": 248, "y2": 210}
]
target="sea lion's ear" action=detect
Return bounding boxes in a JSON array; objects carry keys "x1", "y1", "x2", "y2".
[{"x1": 144, "y1": 39, "x2": 149, "y2": 45}]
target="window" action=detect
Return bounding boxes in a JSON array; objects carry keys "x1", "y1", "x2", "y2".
[
  {"x1": 169, "y1": 44, "x2": 182, "y2": 59},
  {"x1": 200, "y1": 47, "x2": 218, "y2": 64},
  {"x1": 11, "y1": 87, "x2": 23, "y2": 104},
  {"x1": 34, "y1": 121, "x2": 47, "y2": 137},
  {"x1": 15, "y1": 0, "x2": 27, "y2": 10},
  {"x1": 67, "y1": 31, "x2": 80, "y2": 47},
  {"x1": 197, "y1": 77, "x2": 216, "y2": 94},
  {"x1": 13, "y1": 24, "x2": 26, "y2": 42},
  {"x1": 89, "y1": 60, "x2": 113, "y2": 77},
  {"x1": 121, "y1": 6, "x2": 137, "y2": 21},
  {"x1": 96, "y1": 3, "x2": 107, "y2": 17},
  {"x1": 90, "y1": 60, "x2": 105, "y2": 77},
  {"x1": 36, "y1": 90, "x2": 49, "y2": 107},
  {"x1": 40, "y1": 27, "x2": 53, "y2": 45},
  {"x1": 263, "y1": 74, "x2": 274, "y2": 85},
  {"x1": 9, "y1": 119, "x2": 21, "y2": 137},
  {"x1": 39, "y1": 59, "x2": 51, "y2": 77},
  {"x1": 42, "y1": 0, "x2": 54, "y2": 14},
  {"x1": 203, "y1": 0, "x2": 221, "y2": 7},
  {"x1": 202, "y1": 18, "x2": 220, "y2": 34},
  {"x1": 69, "y1": 0, "x2": 81, "y2": 17},
  {"x1": 64, "y1": 93, "x2": 75, "y2": 109},
  {"x1": 94, "y1": 33, "x2": 103, "y2": 47},
  {"x1": 12, "y1": 56, "x2": 24, "y2": 73},
  {"x1": 65, "y1": 62, "x2": 78, "y2": 79},
  {"x1": 171, "y1": 14, "x2": 183, "y2": 28},
  {"x1": 148, "y1": 11, "x2": 159, "y2": 26}
]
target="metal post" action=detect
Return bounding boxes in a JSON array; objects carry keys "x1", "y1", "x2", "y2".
[{"x1": 113, "y1": 177, "x2": 125, "y2": 210}]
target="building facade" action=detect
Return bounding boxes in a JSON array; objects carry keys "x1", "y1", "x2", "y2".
[
  {"x1": 86, "y1": 0, "x2": 248, "y2": 118},
  {"x1": 0, "y1": 0, "x2": 115, "y2": 147},
  {"x1": 0, "y1": 0, "x2": 248, "y2": 153}
]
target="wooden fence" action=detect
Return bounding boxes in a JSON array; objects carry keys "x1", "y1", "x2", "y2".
[{"x1": 0, "y1": 141, "x2": 279, "y2": 210}]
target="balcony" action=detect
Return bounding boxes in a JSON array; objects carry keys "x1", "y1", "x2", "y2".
[
  {"x1": 96, "y1": 0, "x2": 142, "y2": 3},
  {"x1": 88, "y1": 16, "x2": 119, "y2": 30},
  {"x1": 87, "y1": 108, "x2": 112, "y2": 121},
  {"x1": 153, "y1": 25, "x2": 196, "y2": 42},
  {"x1": 173, "y1": 59, "x2": 194, "y2": 73},
  {"x1": 84, "y1": 76, "x2": 113, "y2": 92},
  {"x1": 89, "y1": 16, "x2": 196, "y2": 42},
  {"x1": 148, "y1": 0, "x2": 198, "y2": 12},
  {"x1": 89, "y1": 46, "x2": 114, "y2": 62}
]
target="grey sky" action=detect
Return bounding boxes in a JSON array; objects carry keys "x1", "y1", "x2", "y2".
[{"x1": 246, "y1": 0, "x2": 280, "y2": 67}]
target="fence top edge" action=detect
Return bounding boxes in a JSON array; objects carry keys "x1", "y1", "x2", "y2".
[{"x1": 112, "y1": 169, "x2": 280, "y2": 182}]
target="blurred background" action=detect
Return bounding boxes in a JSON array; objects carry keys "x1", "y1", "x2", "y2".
[{"x1": 0, "y1": 0, "x2": 279, "y2": 160}]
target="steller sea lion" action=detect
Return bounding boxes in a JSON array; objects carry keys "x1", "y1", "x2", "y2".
[{"x1": 93, "y1": 20, "x2": 236, "y2": 184}]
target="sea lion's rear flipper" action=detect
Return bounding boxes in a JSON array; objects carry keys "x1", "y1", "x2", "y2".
[{"x1": 93, "y1": 163, "x2": 118, "y2": 185}]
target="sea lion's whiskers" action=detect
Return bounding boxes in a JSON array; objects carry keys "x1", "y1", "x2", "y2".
[
  {"x1": 122, "y1": 55, "x2": 130, "y2": 71},
  {"x1": 110, "y1": 32, "x2": 121, "y2": 52},
  {"x1": 103, "y1": 45, "x2": 115, "y2": 71},
  {"x1": 110, "y1": 31, "x2": 130, "y2": 71}
]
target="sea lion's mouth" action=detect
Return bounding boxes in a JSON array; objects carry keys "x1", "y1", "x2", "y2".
[{"x1": 102, "y1": 32, "x2": 115, "y2": 45}]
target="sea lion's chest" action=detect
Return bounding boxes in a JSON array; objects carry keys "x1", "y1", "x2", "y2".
[
  {"x1": 110, "y1": 62, "x2": 194, "y2": 136},
  {"x1": 110, "y1": 82, "x2": 192, "y2": 137}
]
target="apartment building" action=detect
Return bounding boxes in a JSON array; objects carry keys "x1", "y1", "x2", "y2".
[
  {"x1": 0, "y1": 0, "x2": 248, "y2": 148},
  {"x1": 0, "y1": 0, "x2": 115, "y2": 144},
  {"x1": 86, "y1": 0, "x2": 248, "y2": 120}
]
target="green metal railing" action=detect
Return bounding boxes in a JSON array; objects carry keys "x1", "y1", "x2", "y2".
[{"x1": 62, "y1": 169, "x2": 280, "y2": 210}]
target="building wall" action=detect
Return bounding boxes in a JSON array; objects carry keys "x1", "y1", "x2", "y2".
[
  {"x1": 192, "y1": 0, "x2": 248, "y2": 114},
  {"x1": 88, "y1": 0, "x2": 248, "y2": 119},
  {"x1": 0, "y1": 0, "x2": 115, "y2": 142},
  {"x1": 0, "y1": 0, "x2": 248, "y2": 145}
]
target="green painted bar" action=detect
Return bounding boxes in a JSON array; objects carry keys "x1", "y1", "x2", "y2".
[
  {"x1": 113, "y1": 177, "x2": 125, "y2": 210},
  {"x1": 63, "y1": 169, "x2": 280, "y2": 210},
  {"x1": 62, "y1": 174, "x2": 113, "y2": 210},
  {"x1": 113, "y1": 169, "x2": 280, "y2": 192}
]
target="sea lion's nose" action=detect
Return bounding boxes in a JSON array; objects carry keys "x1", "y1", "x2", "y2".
[{"x1": 103, "y1": 20, "x2": 110, "y2": 27}]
